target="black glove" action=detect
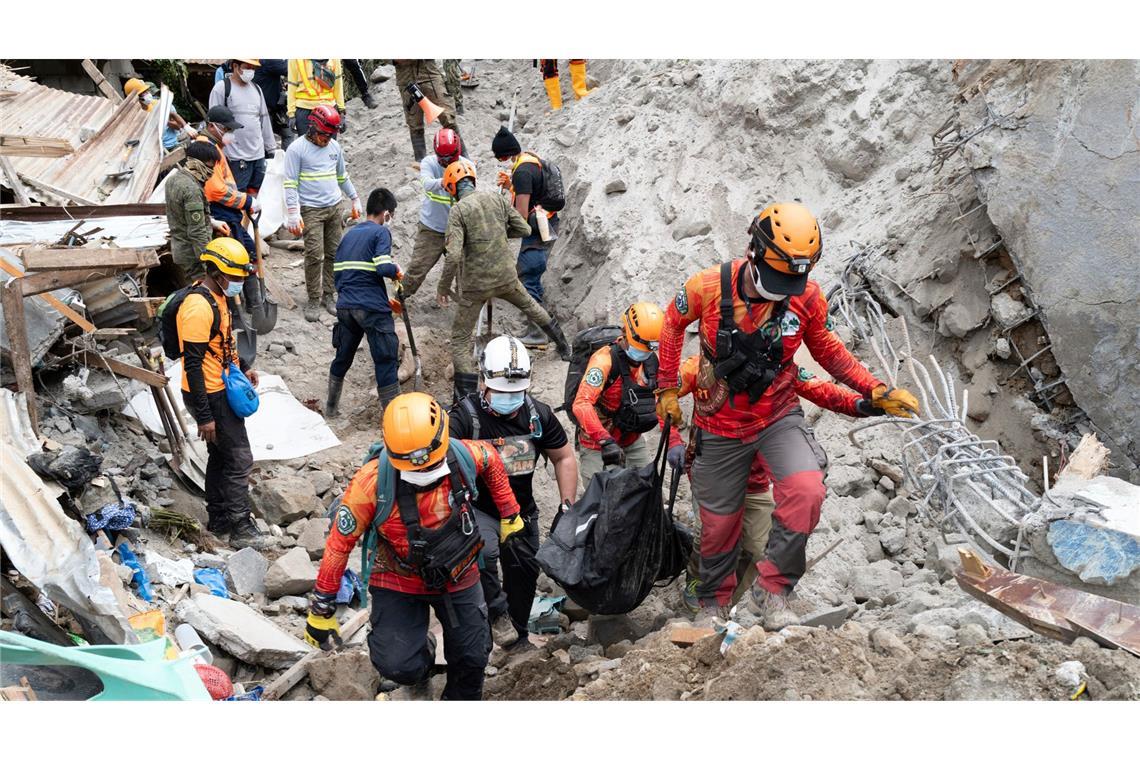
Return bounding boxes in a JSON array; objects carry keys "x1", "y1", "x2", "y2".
[
  {"x1": 855, "y1": 398, "x2": 886, "y2": 417},
  {"x1": 337, "y1": 109, "x2": 347, "y2": 133},
  {"x1": 600, "y1": 439, "x2": 623, "y2": 467},
  {"x1": 288, "y1": 116, "x2": 296, "y2": 134}
]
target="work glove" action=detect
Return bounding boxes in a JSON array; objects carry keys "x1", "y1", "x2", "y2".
[
  {"x1": 854, "y1": 398, "x2": 886, "y2": 417},
  {"x1": 600, "y1": 438, "x2": 624, "y2": 467},
  {"x1": 182, "y1": 125, "x2": 199, "y2": 139},
  {"x1": 655, "y1": 387, "x2": 684, "y2": 428},
  {"x1": 870, "y1": 385, "x2": 921, "y2": 418},
  {"x1": 249, "y1": 196, "x2": 262, "y2": 215},
  {"x1": 393, "y1": 267, "x2": 404, "y2": 281},
  {"x1": 264, "y1": 149, "x2": 276, "y2": 161},
  {"x1": 496, "y1": 170, "x2": 511, "y2": 190},
  {"x1": 500, "y1": 514, "x2": 525, "y2": 543},
  {"x1": 667, "y1": 444, "x2": 686, "y2": 471},
  {"x1": 210, "y1": 218, "x2": 231, "y2": 237},
  {"x1": 351, "y1": 197, "x2": 363, "y2": 220},
  {"x1": 389, "y1": 298, "x2": 403, "y2": 315},
  {"x1": 287, "y1": 116, "x2": 296, "y2": 133},
  {"x1": 286, "y1": 208, "x2": 304, "y2": 236},
  {"x1": 304, "y1": 592, "x2": 342, "y2": 650}
]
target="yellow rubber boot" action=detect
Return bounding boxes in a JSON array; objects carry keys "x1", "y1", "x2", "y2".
[
  {"x1": 569, "y1": 60, "x2": 593, "y2": 99},
  {"x1": 543, "y1": 76, "x2": 563, "y2": 110}
]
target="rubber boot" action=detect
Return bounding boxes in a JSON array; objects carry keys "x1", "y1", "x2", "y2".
[
  {"x1": 410, "y1": 129, "x2": 427, "y2": 162},
  {"x1": 518, "y1": 319, "x2": 549, "y2": 348},
  {"x1": 543, "y1": 77, "x2": 562, "y2": 111},
  {"x1": 569, "y1": 60, "x2": 593, "y2": 99},
  {"x1": 453, "y1": 372, "x2": 478, "y2": 406},
  {"x1": 378, "y1": 382, "x2": 400, "y2": 418},
  {"x1": 362, "y1": 91, "x2": 378, "y2": 110},
  {"x1": 325, "y1": 374, "x2": 345, "y2": 418},
  {"x1": 541, "y1": 317, "x2": 573, "y2": 361}
]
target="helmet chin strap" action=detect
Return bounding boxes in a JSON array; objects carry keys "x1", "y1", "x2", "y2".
[{"x1": 748, "y1": 255, "x2": 789, "y2": 302}]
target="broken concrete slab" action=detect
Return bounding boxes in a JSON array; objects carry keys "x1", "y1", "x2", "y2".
[
  {"x1": 296, "y1": 517, "x2": 330, "y2": 560},
  {"x1": 174, "y1": 594, "x2": 309, "y2": 668},
  {"x1": 264, "y1": 546, "x2": 317, "y2": 598},
  {"x1": 800, "y1": 604, "x2": 855, "y2": 629},
  {"x1": 225, "y1": 547, "x2": 268, "y2": 597},
  {"x1": 253, "y1": 475, "x2": 318, "y2": 525},
  {"x1": 307, "y1": 648, "x2": 380, "y2": 701},
  {"x1": 848, "y1": 561, "x2": 903, "y2": 602}
]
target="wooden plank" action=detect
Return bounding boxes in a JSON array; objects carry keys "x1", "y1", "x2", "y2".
[
  {"x1": 15, "y1": 172, "x2": 99, "y2": 206},
  {"x1": 20, "y1": 246, "x2": 159, "y2": 272},
  {"x1": 0, "y1": 156, "x2": 31, "y2": 205},
  {"x1": 262, "y1": 609, "x2": 371, "y2": 701},
  {"x1": 19, "y1": 266, "x2": 138, "y2": 297},
  {"x1": 159, "y1": 146, "x2": 185, "y2": 174},
  {"x1": 670, "y1": 627, "x2": 717, "y2": 647},
  {"x1": 0, "y1": 134, "x2": 73, "y2": 158},
  {"x1": 1, "y1": 280, "x2": 38, "y2": 433},
  {"x1": 76, "y1": 349, "x2": 167, "y2": 388},
  {"x1": 0, "y1": 258, "x2": 95, "y2": 333},
  {"x1": 81, "y1": 59, "x2": 123, "y2": 102},
  {"x1": 0, "y1": 203, "x2": 167, "y2": 222}
]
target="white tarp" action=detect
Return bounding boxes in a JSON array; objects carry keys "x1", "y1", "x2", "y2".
[
  {"x1": 121, "y1": 360, "x2": 339, "y2": 461},
  {"x1": 0, "y1": 215, "x2": 169, "y2": 248}
]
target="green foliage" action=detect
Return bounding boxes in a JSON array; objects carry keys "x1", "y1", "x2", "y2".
[{"x1": 151, "y1": 59, "x2": 194, "y2": 116}]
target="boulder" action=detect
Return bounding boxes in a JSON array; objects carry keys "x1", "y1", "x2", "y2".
[
  {"x1": 265, "y1": 547, "x2": 318, "y2": 598},
  {"x1": 253, "y1": 475, "x2": 319, "y2": 525},
  {"x1": 297, "y1": 518, "x2": 331, "y2": 560},
  {"x1": 174, "y1": 594, "x2": 308, "y2": 668},
  {"x1": 849, "y1": 561, "x2": 903, "y2": 602},
  {"x1": 225, "y1": 547, "x2": 268, "y2": 596}
]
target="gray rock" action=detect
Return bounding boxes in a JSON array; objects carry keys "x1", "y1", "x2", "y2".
[
  {"x1": 268, "y1": 343, "x2": 287, "y2": 358},
  {"x1": 993, "y1": 337, "x2": 1012, "y2": 360},
  {"x1": 370, "y1": 65, "x2": 393, "y2": 83},
  {"x1": 862, "y1": 490, "x2": 890, "y2": 513},
  {"x1": 907, "y1": 607, "x2": 964, "y2": 632},
  {"x1": 800, "y1": 605, "x2": 855, "y2": 629},
  {"x1": 265, "y1": 547, "x2": 318, "y2": 598},
  {"x1": 879, "y1": 526, "x2": 908, "y2": 556},
  {"x1": 990, "y1": 292, "x2": 1032, "y2": 329},
  {"x1": 926, "y1": 538, "x2": 969, "y2": 581},
  {"x1": 913, "y1": 623, "x2": 957, "y2": 643},
  {"x1": 605, "y1": 640, "x2": 634, "y2": 659},
  {"x1": 671, "y1": 218, "x2": 712, "y2": 241},
  {"x1": 604, "y1": 179, "x2": 627, "y2": 195},
  {"x1": 568, "y1": 643, "x2": 605, "y2": 663},
  {"x1": 286, "y1": 518, "x2": 310, "y2": 539},
  {"x1": 862, "y1": 511, "x2": 883, "y2": 534},
  {"x1": 277, "y1": 595, "x2": 311, "y2": 613},
  {"x1": 308, "y1": 470, "x2": 335, "y2": 497},
  {"x1": 870, "y1": 627, "x2": 912, "y2": 658},
  {"x1": 308, "y1": 648, "x2": 380, "y2": 700},
  {"x1": 614, "y1": 111, "x2": 635, "y2": 125},
  {"x1": 957, "y1": 623, "x2": 990, "y2": 647},
  {"x1": 253, "y1": 475, "x2": 318, "y2": 525},
  {"x1": 554, "y1": 131, "x2": 577, "y2": 148},
  {"x1": 174, "y1": 595, "x2": 308, "y2": 668},
  {"x1": 861, "y1": 533, "x2": 886, "y2": 562},
  {"x1": 849, "y1": 561, "x2": 903, "y2": 602},
  {"x1": 192, "y1": 552, "x2": 226, "y2": 570},
  {"x1": 828, "y1": 464, "x2": 871, "y2": 497},
  {"x1": 877, "y1": 476, "x2": 896, "y2": 493},
  {"x1": 905, "y1": 569, "x2": 940, "y2": 587},
  {"x1": 886, "y1": 495, "x2": 913, "y2": 520},
  {"x1": 297, "y1": 517, "x2": 331, "y2": 560},
  {"x1": 225, "y1": 547, "x2": 268, "y2": 596},
  {"x1": 587, "y1": 614, "x2": 644, "y2": 648}
]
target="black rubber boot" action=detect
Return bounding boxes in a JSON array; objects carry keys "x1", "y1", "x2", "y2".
[
  {"x1": 518, "y1": 319, "x2": 548, "y2": 348},
  {"x1": 325, "y1": 374, "x2": 345, "y2": 418},
  {"x1": 378, "y1": 383, "x2": 400, "y2": 418},
  {"x1": 410, "y1": 130, "x2": 427, "y2": 162},
  {"x1": 453, "y1": 372, "x2": 478, "y2": 406},
  {"x1": 542, "y1": 318, "x2": 573, "y2": 361},
  {"x1": 229, "y1": 515, "x2": 269, "y2": 550}
]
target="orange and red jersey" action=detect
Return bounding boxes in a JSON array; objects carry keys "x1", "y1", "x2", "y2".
[
  {"x1": 315, "y1": 440, "x2": 521, "y2": 596},
  {"x1": 660, "y1": 259, "x2": 881, "y2": 440},
  {"x1": 195, "y1": 136, "x2": 249, "y2": 211},
  {"x1": 572, "y1": 344, "x2": 682, "y2": 451}
]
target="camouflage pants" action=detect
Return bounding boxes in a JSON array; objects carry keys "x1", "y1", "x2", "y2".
[
  {"x1": 450, "y1": 279, "x2": 551, "y2": 375},
  {"x1": 442, "y1": 59, "x2": 463, "y2": 110},
  {"x1": 401, "y1": 223, "x2": 447, "y2": 297},
  {"x1": 301, "y1": 204, "x2": 343, "y2": 303},
  {"x1": 394, "y1": 61, "x2": 457, "y2": 136}
]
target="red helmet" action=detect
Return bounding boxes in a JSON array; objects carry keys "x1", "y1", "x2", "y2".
[
  {"x1": 308, "y1": 105, "x2": 342, "y2": 136},
  {"x1": 433, "y1": 129, "x2": 461, "y2": 165}
]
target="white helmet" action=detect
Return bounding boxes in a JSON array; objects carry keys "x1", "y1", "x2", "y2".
[{"x1": 480, "y1": 335, "x2": 531, "y2": 392}]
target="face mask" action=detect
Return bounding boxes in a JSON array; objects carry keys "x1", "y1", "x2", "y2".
[
  {"x1": 142, "y1": 93, "x2": 155, "y2": 106},
  {"x1": 240, "y1": 68, "x2": 255, "y2": 83},
  {"x1": 625, "y1": 345, "x2": 653, "y2": 363},
  {"x1": 221, "y1": 131, "x2": 236, "y2": 146},
  {"x1": 749, "y1": 256, "x2": 788, "y2": 302},
  {"x1": 488, "y1": 390, "x2": 525, "y2": 415},
  {"x1": 224, "y1": 279, "x2": 244, "y2": 297},
  {"x1": 401, "y1": 460, "x2": 450, "y2": 487}
]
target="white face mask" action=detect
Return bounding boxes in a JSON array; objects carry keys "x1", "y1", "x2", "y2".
[
  {"x1": 221, "y1": 131, "x2": 236, "y2": 146},
  {"x1": 749, "y1": 256, "x2": 788, "y2": 302},
  {"x1": 400, "y1": 460, "x2": 450, "y2": 487},
  {"x1": 239, "y1": 68, "x2": 255, "y2": 83}
]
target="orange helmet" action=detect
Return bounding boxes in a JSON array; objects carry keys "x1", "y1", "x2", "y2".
[
  {"x1": 382, "y1": 392, "x2": 449, "y2": 471},
  {"x1": 442, "y1": 161, "x2": 476, "y2": 197},
  {"x1": 747, "y1": 202, "x2": 822, "y2": 296},
  {"x1": 622, "y1": 302, "x2": 664, "y2": 352}
]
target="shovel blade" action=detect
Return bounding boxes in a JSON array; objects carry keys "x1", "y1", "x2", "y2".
[{"x1": 251, "y1": 301, "x2": 278, "y2": 334}]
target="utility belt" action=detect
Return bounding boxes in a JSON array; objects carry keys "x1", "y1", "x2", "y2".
[{"x1": 599, "y1": 345, "x2": 659, "y2": 435}]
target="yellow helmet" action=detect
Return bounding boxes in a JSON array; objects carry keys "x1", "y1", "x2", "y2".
[
  {"x1": 232, "y1": 59, "x2": 261, "y2": 67},
  {"x1": 200, "y1": 238, "x2": 253, "y2": 278},
  {"x1": 123, "y1": 78, "x2": 149, "y2": 97},
  {"x1": 383, "y1": 392, "x2": 450, "y2": 471},
  {"x1": 622, "y1": 302, "x2": 664, "y2": 352}
]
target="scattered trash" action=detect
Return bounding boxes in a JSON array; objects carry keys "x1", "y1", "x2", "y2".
[
  {"x1": 115, "y1": 544, "x2": 154, "y2": 602},
  {"x1": 174, "y1": 623, "x2": 213, "y2": 665},
  {"x1": 85, "y1": 500, "x2": 137, "y2": 533},
  {"x1": 194, "y1": 663, "x2": 234, "y2": 700},
  {"x1": 718, "y1": 621, "x2": 745, "y2": 656},
  {"x1": 128, "y1": 610, "x2": 177, "y2": 660},
  {"x1": 669, "y1": 627, "x2": 716, "y2": 647},
  {"x1": 26, "y1": 444, "x2": 103, "y2": 490},
  {"x1": 336, "y1": 568, "x2": 364, "y2": 605},
  {"x1": 1054, "y1": 660, "x2": 1086, "y2": 688},
  {"x1": 144, "y1": 551, "x2": 194, "y2": 587},
  {"x1": 529, "y1": 595, "x2": 566, "y2": 634},
  {"x1": 192, "y1": 568, "x2": 229, "y2": 599}
]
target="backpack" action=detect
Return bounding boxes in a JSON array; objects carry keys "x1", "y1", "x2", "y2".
[
  {"x1": 156, "y1": 284, "x2": 221, "y2": 361},
  {"x1": 517, "y1": 152, "x2": 565, "y2": 213},
  {"x1": 223, "y1": 76, "x2": 268, "y2": 118},
  {"x1": 559, "y1": 325, "x2": 623, "y2": 428}
]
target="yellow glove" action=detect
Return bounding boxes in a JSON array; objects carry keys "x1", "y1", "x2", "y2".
[
  {"x1": 304, "y1": 611, "x2": 342, "y2": 650},
  {"x1": 500, "y1": 514, "x2": 525, "y2": 543},
  {"x1": 655, "y1": 387, "x2": 683, "y2": 428},
  {"x1": 870, "y1": 385, "x2": 921, "y2": 418}
]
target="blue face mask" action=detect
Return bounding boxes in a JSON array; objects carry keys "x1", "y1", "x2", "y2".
[
  {"x1": 488, "y1": 390, "x2": 525, "y2": 415},
  {"x1": 224, "y1": 279, "x2": 244, "y2": 298},
  {"x1": 625, "y1": 346, "x2": 653, "y2": 363}
]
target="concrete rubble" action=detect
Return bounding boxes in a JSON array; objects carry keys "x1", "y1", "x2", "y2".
[
  {"x1": 225, "y1": 548, "x2": 268, "y2": 597},
  {"x1": 174, "y1": 593, "x2": 309, "y2": 669},
  {"x1": 264, "y1": 547, "x2": 318, "y2": 598}
]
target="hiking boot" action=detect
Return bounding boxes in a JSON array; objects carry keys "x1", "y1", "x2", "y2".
[
  {"x1": 361, "y1": 91, "x2": 378, "y2": 110},
  {"x1": 304, "y1": 301, "x2": 321, "y2": 322},
  {"x1": 206, "y1": 515, "x2": 231, "y2": 536},
  {"x1": 504, "y1": 634, "x2": 535, "y2": 653},
  {"x1": 325, "y1": 374, "x2": 345, "y2": 418},
  {"x1": 682, "y1": 577, "x2": 702, "y2": 616},
  {"x1": 409, "y1": 130, "x2": 427, "y2": 162},
  {"x1": 321, "y1": 297, "x2": 337, "y2": 316},
  {"x1": 491, "y1": 614, "x2": 519, "y2": 648},
  {"x1": 693, "y1": 602, "x2": 728, "y2": 624},
  {"x1": 228, "y1": 516, "x2": 269, "y2": 550},
  {"x1": 748, "y1": 584, "x2": 799, "y2": 631},
  {"x1": 518, "y1": 320, "x2": 549, "y2": 348}
]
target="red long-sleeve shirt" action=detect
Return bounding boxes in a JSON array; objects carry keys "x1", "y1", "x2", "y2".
[
  {"x1": 571, "y1": 344, "x2": 682, "y2": 451},
  {"x1": 315, "y1": 440, "x2": 520, "y2": 596},
  {"x1": 660, "y1": 260, "x2": 881, "y2": 441}
]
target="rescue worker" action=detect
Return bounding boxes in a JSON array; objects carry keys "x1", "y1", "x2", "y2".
[
  {"x1": 283, "y1": 105, "x2": 361, "y2": 322},
  {"x1": 536, "y1": 59, "x2": 594, "y2": 111},
  {"x1": 176, "y1": 238, "x2": 266, "y2": 549},
  {"x1": 165, "y1": 141, "x2": 228, "y2": 284},
  {"x1": 198, "y1": 106, "x2": 262, "y2": 310},
  {"x1": 655, "y1": 202, "x2": 920, "y2": 628},
  {"x1": 449, "y1": 336, "x2": 579, "y2": 648},
  {"x1": 308, "y1": 392, "x2": 524, "y2": 700},
  {"x1": 573, "y1": 302, "x2": 681, "y2": 486},
  {"x1": 208, "y1": 59, "x2": 275, "y2": 197},
  {"x1": 442, "y1": 59, "x2": 464, "y2": 115},
  {"x1": 253, "y1": 59, "x2": 289, "y2": 147},
  {"x1": 491, "y1": 127, "x2": 557, "y2": 347},
  {"x1": 436, "y1": 162, "x2": 572, "y2": 401},
  {"x1": 673, "y1": 356, "x2": 889, "y2": 613},
  {"x1": 393, "y1": 60, "x2": 461, "y2": 162},
  {"x1": 287, "y1": 59, "x2": 346, "y2": 137},
  {"x1": 343, "y1": 59, "x2": 377, "y2": 109},
  {"x1": 401, "y1": 129, "x2": 474, "y2": 298},
  {"x1": 326, "y1": 188, "x2": 402, "y2": 419},
  {"x1": 125, "y1": 78, "x2": 197, "y2": 150}
]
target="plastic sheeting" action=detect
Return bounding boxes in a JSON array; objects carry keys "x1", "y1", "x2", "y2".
[
  {"x1": 0, "y1": 215, "x2": 169, "y2": 248},
  {"x1": 121, "y1": 360, "x2": 339, "y2": 462}
]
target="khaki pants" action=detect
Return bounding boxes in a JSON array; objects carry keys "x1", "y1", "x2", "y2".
[
  {"x1": 450, "y1": 279, "x2": 550, "y2": 375},
  {"x1": 402, "y1": 223, "x2": 446, "y2": 297},
  {"x1": 685, "y1": 489, "x2": 777, "y2": 604},
  {"x1": 395, "y1": 61, "x2": 457, "y2": 134},
  {"x1": 301, "y1": 205, "x2": 343, "y2": 303},
  {"x1": 577, "y1": 436, "x2": 652, "y2": 490}
]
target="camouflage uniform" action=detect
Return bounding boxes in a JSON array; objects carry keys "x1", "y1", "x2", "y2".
[
  {"x1": 442, "y1": 59, "x2": 463, "y2": 113},
  {"x1": 164, "y1": 167, "x2": 212, "y2": 283},
  {"x1": 394, "y1": 60, "x2": 457, "y2": 134},
  {"x1": 440, "y1": 192, "x2": 553, "y2": 375}
]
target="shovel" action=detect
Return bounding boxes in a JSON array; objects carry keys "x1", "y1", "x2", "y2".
[
  {"x1": 247, "y1": 213, "x2": 278, "y2": 334},
  {"x1": 396, "y1": 285, "x2": 423, "y2": 391},
  {"x1": 232, "y1": 295, "x2": 257, "y2": 366}
]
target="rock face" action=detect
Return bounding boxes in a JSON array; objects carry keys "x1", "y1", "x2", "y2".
[
  {"x1": 254, "y1": 475, "x2": 319, "y2": 525},
  {"x1": 265, "y1": 547, "x2": 318, "y2": 598},
  {"x1": 962, "y1": 60, "x2": 1140, "y2": 478},
  {"x1": 175, "y1": 594, "x2": 308, "y2": 668}
]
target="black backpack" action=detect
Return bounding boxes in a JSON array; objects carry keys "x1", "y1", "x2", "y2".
[
  {"x1": 559, "y1": 325, "x2": 623, "y2": 428},
  {"x1": 520, "y1": 152, "x2": 565, "y2": 213},
  {"x1": 157, "y1": 284, "x2": 221, "y2": 361}
]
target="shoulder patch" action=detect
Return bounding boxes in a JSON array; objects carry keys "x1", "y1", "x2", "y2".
[
  {"x1": 335, "y1": 504, "x2": 357, "y2": 536},
  {"x1": 825, "y1": 315, "x2": 835, "y2": 332},
  {"x1": 674, "y1": 287, "x2": 689, "y2": 315},
  {"x1": 585, "y1": 367, "x2": 605, "y2": 387},
  {"x1": 780, "y1": 311, "x2": 802, "y2": 337},
  {"x1": 797, "y1": 366, "x2": 816, "y2": 382},
  {"x1": 189, "y1": 210, "x2": 203, "y2": 223}
]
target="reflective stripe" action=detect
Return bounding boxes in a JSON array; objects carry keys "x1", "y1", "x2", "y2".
[
  {"x1": 425, "y1": 191, "x2": 452, "y2": 204},
  {"x1": 283, "y1": 180, "x2": 299, "y2": 188},
  {"x1": 337, "y1": 174, "x2": 349, "y2": 182},
  {"x1": 298, "y1": 171, "x2": 337, "y2": 180},
  {"x1": 372, "y1": 255, "x2": 393, "y2": 265},
  {"x1": 333, "y1": 261, "x2": 377, "y2": 272}
]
